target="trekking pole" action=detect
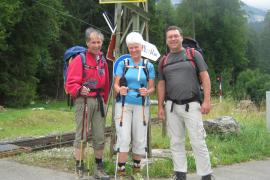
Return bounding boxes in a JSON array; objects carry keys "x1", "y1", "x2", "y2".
[
  {"x1": 141, "y1": 83, "x2": 149, "y2": 180},
  {"x1": 120, "y1": 95, "x2": 125, "y2": 127},
  {"x1": 119, "y1": 77, "x2": 127, "y2": 126},
  {"x1": 78, "y1": 97, "x2": 87, "y2": 178},
  {"x1": 85, "y1": 102, "x2": 90, "y2": 177},
  {"x1": 114, "y1": 148, "x2": 120, "y2": 180},
  {"x1": 141, "y1": 84, "x2": 146, "y2": 126}
]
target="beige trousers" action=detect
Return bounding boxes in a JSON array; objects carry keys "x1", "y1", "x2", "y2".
[{"x1": 166, "y1": 101, "x2": 212, "y2": 176}]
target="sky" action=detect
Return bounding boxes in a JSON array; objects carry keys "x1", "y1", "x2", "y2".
[{"x1": 241, "y1": 0, "x2": 270, "y2": 11}]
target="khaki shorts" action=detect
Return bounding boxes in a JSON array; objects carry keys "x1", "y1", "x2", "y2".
[{"x1": 73, "y1": 97, "x2": 106, "y2": 150}]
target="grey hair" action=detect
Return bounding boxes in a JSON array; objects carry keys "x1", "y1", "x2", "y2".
[{"x1": 85, "y1": 27, "x2": 104, "y2": 42}]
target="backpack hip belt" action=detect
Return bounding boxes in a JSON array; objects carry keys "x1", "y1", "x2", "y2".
[
  {"x1": 167, "y1": 95, "x2": 201, "y2": 113},
  {"x1": 84, "y1": 88, "x2": 105, "y2": 117}
]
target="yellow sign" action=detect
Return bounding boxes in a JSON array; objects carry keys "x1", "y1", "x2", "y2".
[{"x1": 99, "y1": 0, "x2": 146, "y2": 4}]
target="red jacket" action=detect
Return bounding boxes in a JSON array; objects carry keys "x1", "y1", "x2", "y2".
[{"x1": 65, "y1": 51, "x2": 110, "y2": 104}]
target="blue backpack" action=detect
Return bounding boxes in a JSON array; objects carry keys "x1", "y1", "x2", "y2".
[
  {"x1": 63, "y1": 46, "x2": 86, "y2": 107},
  {"x1": 63, "y1": 46, "x2": 86, "y2": 86}
]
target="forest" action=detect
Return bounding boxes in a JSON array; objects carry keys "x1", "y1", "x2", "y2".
[{"x1": 1, "y1": 0, "x2": 270, "y2": 107}]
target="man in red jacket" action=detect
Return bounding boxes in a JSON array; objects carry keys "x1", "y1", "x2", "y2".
[{"x1": 65, "y1": 27, "x2": 110, "y2": 179}]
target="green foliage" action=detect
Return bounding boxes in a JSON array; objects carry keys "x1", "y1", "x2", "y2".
[
  {"x1": 0, "y1": 0, "x2": 65, "y2": 106},
  {"x1": 259, "y1": 11, "x2": 270, "y2": 74},
  {"x1": 0, "y1": 0, "x2": 22, "y2": 51},
  {"x1": 246, "y1": 27, "x2": 261, "y2": 70},
  {"x1": 174, "y1": 0, "x2": 249, "y2": 95},
  {"x1": 234, "y1": 69, "x2": 270, "y2": 104},
  {"x1": 155, "y1": 0, "x2": 177, "y2": 54}
]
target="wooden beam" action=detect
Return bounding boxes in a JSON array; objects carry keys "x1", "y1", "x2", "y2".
[{"x1": 123, "y1": 3, "x2": 150, "y2": 21}]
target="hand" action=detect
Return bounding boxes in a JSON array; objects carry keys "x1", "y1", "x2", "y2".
[
  {"x1": 119, "y1": 86, "x2": 128, "y2": 95},
  {"x1": 139, "y1": 87, "x2": 149, "y2": 97},
  {"x1": 158, "y1": 107, "x2": 166, "y2": 121},
  {"x1": 200, "y1": 101, "x2": 211, "y2": 114},
  {"x1": 80, "y1": 86, "x2": 90, "y2": 96}
]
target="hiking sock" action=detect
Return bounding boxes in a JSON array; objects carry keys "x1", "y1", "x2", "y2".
[
  {"x1": 118, "y1": 162, "x2": 126, "y2": 171},
  {"x1": 133, "y1": 159, "x2": 141, "y2": 168},
  {"x1": 95, "y1": 158, "x2": 102, "y2": 165},
  {"x1": 75, "y1": 160, "x2": 84, "y2": 172},
  {"x1": 76, "y1": 160, "x2": 84, "y2": 166}
]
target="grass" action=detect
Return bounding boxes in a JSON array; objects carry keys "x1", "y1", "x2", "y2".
[
  {"x1": 1, "y1": 98, "x2": 270, "y2": 178},
  {"x1": 0, "y1": 101, "x2": 75, "y2": 140}
]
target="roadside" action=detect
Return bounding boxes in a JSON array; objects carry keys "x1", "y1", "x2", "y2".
[{"x1": 1, "y1": 158, "x2": 270, "y2": 180}]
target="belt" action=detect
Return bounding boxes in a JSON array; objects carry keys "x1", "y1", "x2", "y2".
[
  {"x1": 86, "y1": 88, "x2": 105, "y2": 117},
  {"x1": 167, "y1": 96, "x2": 201, "y2": 112}
]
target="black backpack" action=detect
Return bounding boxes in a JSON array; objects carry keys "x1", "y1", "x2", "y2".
[{"x1": 182, "y1": 37, "x2": 203, "y2": 56}]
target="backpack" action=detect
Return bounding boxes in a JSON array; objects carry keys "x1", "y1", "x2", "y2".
[
  {"x1": 63, "y1": 46, "x2": 86, "y2": 107},
  {"x1": 63, "y1": 46, "x2": 87, "y2": 86},
  {"x1": 182, "y1": 37, "x2": 203, "y2": 55},
  {"x1": 114, "y1": 54, "x2": 150, "y2": 102},
  {"x1": 122, "y1": 58, "x2": 149, "y2": 82},
  {"x1": 161, "y1": 37, "x2": 204, "y2": 84}
]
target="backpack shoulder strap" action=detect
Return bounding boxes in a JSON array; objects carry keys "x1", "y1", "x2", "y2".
[
  {"x1": 186, "y1": 48, "x2": 196, "y2": 68},
  {"x1": 161, "y1": 53, "x2": 170, "y2": 69},
  {"x1": 80, "y1": 52, "x2": 86, "y2": 67},
  {"x1": 123, "y1": 58, "x2": 129, "y2": 76},
  {"x1": 142, "y1": 59, "x2": 149, "y2": 82}
]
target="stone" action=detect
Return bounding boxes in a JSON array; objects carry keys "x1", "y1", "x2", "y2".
[
  {"x1": 203, "y1": 116, "x2": 241, "y2": 134},
  {"x1": 0, "y1": 106, "x2": 7, "y2": 112},
  {"x1": 237, "y1": 100, "x2": 257, "y2": 112}
]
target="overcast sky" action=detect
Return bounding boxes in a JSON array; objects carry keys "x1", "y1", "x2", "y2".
[{"x1": 241, "y1": 0, "x2": 270, "y2": 11}]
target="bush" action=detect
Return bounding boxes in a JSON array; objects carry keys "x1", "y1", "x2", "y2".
[{"x1": 234, "y1": 69, "x2": 270, "y2": 104}]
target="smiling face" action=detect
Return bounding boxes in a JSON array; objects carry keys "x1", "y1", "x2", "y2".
[
  {"x1": 127, "y1": 43, "x2": 143, "y2": 62},
  {"x1": 166, "y1": 29, "x2": 183, "y2": 53},
  {"x1": 86, "y1": 32, "x2": 103, "y2": 55}
]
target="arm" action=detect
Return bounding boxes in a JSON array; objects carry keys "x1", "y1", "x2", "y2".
[
  {"x1": 65, "y1": 56, "x2": 84, "y2": 97},
  {"x1": 157, "y1": 80, "x2": 166, "y2": 120},
  {"x1": 114, "y1": 76, "x2": 128, "y2": 95},
  {"x1": 139, "y1": 79, "x2": 155, "y2": 96},
  {"x1": 200, "y1": 71, "x2": 211, "y2": 114}
]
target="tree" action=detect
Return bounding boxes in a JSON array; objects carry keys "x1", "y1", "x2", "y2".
[
  {"x1": 0, "y1": 0, "x2": 65, "y2": 106},
  {"x1": 0, "y1": 0, "x2": 22, "y2": 51},
  {"x1": 259, "y1": 11, "x2": 270, "y2": 74},
  {"x1": 175, "y1": 0, "x2": 248, "y2": 96},
  {"x1": 155, "y1": 0, "x2": 177, "y2": 53}
]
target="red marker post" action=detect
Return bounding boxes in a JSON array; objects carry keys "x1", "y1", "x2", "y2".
[{"x1": 216, "y1": 75, "x2": 222, "y2": 103}]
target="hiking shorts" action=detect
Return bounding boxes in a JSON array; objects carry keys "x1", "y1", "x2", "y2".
[
  {"x1": 114, "y1": 103, "x2": 149, "y2": 155},
  {"x1": 74, "y1": 97, "x2": 106, "y2": 150}
]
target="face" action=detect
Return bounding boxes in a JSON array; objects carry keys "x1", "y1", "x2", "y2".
[
  {"x1": 166, "y1": 29, "x2": 183, "y2": 52},
  {"x1": 127, "y1": 43, "x2": 142, "y2": 60},
  {"x1": 86, "y1": 33, "x2": 103, "y2": 55}
]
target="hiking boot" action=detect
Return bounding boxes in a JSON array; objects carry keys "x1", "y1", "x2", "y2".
[
  {"x1": 75, "y1": 163, "x2": 86, "y2": 179},
  {"x1": 131, "y1": 172, "x2": 144, "y2": 180},
  {"x1": 94, "y1": 163, "x2": 110, "y2": 179},
  {"x1": 172, "y1": 171, "x2": 186, "y2": 180},
  {"x1": 133, "y1": 166, "x2": 141, "y2": 174},
  {"x1": 201, "y1": 174, "x2": 215, "y2": 180},
  {"x1": 117, "y1": 169, "x2": 126, "y2": 179}
]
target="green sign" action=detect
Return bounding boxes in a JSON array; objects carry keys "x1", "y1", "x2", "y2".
[{"x1": 99, "y1": 0, "x2": 146, "y2": 4}]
